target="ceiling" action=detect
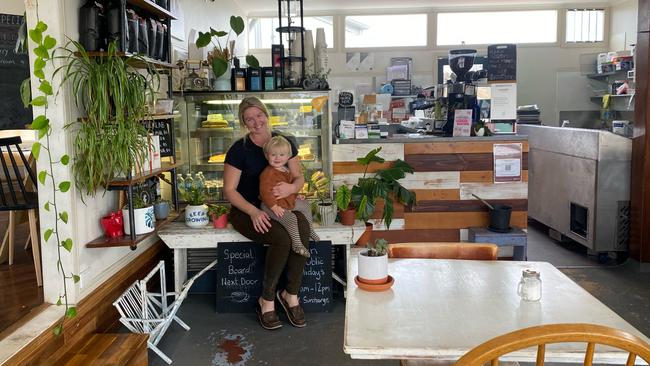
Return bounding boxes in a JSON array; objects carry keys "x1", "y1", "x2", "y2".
[{"x1": 237, "y1": 0, "x2": 617, "y2": 14}]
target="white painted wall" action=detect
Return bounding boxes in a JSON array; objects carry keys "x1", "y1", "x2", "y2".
[
  {"x1": 609, "y1": 0, "x2": 638, "y2": 50},
  {"x1": 0, "y1": 0, "x2": 25, "y2": 14}
]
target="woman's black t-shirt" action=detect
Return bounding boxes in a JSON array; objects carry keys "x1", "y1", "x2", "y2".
[{"x1": 224, "y1": 132, "x2": 298, "y2": 208}]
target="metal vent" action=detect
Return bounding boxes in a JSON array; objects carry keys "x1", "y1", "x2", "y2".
[
  {"x1": 187, "y1": 248, "x2": 218, "y2": 271},
  {"x1": 615, "y1": 201, "x2": 630, "y2": 250}
]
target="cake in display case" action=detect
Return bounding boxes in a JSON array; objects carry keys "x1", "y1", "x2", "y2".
[{"x1": 174, "y1": 91, "x2": 331, "y2": 203}]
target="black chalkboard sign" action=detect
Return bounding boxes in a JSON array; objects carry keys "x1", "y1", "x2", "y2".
[
  {"x1": 487, "y1": 44, "x2": 517, "y2": 82},
  {"x1": 215, "y1": 241, "x2": 333, "y2": 313},
  {"x1": 298, "y1": 240, "x2": 333, "y2": 312},
  {"x1": 142, "y1": 119, "x2": 172, "y2": 157},
  {"x1": 0, "y1": 13, "x2": 32, "y2": 130},
  {"x1": 216, "y1": 242, "x2": 266, "y2": 313}
]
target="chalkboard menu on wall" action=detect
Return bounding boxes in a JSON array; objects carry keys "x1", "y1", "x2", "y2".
[
  {"x1": 216, "y1": 241, "x2": 333, "y2": 313},
  {"x1": 142, "y1": 119, "x2": 173, "y2": 157},
  {"x1": 0, "y1": 13, "x2": 32, "y2": 130},
  {"x1": 487, "y1": 44, "x2": 517, "y2": 82}
]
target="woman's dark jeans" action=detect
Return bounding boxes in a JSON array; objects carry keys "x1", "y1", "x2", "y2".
[{"x1": 229, "y1": 207, "x2": 310, "y2": 300}]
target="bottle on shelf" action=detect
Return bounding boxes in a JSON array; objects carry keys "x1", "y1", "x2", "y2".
[{"x1": 184, "y1": 173, "x2": 194, "y2": 191}]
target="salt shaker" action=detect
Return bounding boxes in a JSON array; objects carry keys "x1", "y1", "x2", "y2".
[{"x1": 517, "y1": 269, "x2": 542, "y2": 301}]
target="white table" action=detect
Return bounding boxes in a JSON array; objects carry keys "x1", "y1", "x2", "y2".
[
  {"x1": 158, "y1": 221, "x2": 366, "y2": 294},
  {"x1": 344, "y1": 255, "x2": 650, "y2": 363}
]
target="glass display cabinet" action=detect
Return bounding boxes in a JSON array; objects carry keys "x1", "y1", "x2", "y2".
[{"x1": 174, "y1": 90, "x2": 331, "y2": 203}]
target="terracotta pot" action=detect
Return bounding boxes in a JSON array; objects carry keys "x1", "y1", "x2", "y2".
[
  {"x1": 339, "y1": 208, "x2": 356, "y2": 226},
  {"x1": 212, "y1": 213, "x2": 228, "y2": 229},
  {"x1": 355, "y1": 221, "x2": 373, "y2": 247}
]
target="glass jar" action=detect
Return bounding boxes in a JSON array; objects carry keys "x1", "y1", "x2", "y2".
[{"x1": 517, "y1": 269, "x2": 542, "y2": 302}]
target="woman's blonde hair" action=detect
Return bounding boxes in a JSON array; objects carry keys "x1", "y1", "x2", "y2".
[
  {"x1": 263, "y1": 135, "x2": 291, "y2": 155},
  {"x1": 238, "y1": 96, "x2": 270, "y2": 130}
]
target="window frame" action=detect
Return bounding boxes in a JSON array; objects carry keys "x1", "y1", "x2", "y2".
[
  {"x1": 561, "y1": 8, "x2": 609, "y2": 48},
  {"x1": 247, "y1": 15, "x2": 336, "y2": 51},
  {"x1": 342, "y1": 13, "x2": 430, "y2": 51}
]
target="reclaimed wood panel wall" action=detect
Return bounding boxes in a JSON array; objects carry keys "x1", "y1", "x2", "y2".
[{"x1": 332, "y1": 141, "x2": 528, "y2": 243}]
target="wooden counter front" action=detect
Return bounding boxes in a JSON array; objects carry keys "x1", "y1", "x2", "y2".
[{"x1": 332, "y1": 137, "x2": 528, "y2": 243}]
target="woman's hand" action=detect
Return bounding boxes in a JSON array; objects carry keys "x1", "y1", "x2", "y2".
[
  {"x1": 250, "y1": 208, "x2": 272, "y2": 233},
  {"x1": 272, "y1": 181, "x2": 297, "y2": 199}
]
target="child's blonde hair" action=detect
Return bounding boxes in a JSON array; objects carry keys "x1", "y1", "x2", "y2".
[{"x1": 263, "y1": 135, "x2": 291, "y2": 155}]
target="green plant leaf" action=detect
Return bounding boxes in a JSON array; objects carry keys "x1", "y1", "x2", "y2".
[
  {"x1": 43, "y1": 35, "x2": 56, "y2": 49},
  {"x1": 38, "y1": 171, "x2": 47, "y2": 184},
  {"x1": 59, "y1": 181, "x2": 71, "y2": 192},
  {"x1": 34, "y1": 45, "x2": 49, "y2": 59},
  {"x1": 39, "y1": 80, "x2": 53, "y2": 95},
  {"x1": 44, "y1": 202, "x2": 50, "y2": 211},
  {"x1": 61, "y1": 155, "x2": 70, "y2": 165},
  {"x1": 230, "y1": 16, "x2": 244, "y2": 35},
  {"x1": 72, "y1": 275, "x2": 80, "y2": 283},
  {"x1": 335, "y1": 185, "x2": 352, "y2": 211},
  {"x1": 209, "y1": 28, "x2": 227, "y2": 37},
  {"x1": 44, "y1": 229, "x2": 53, "y2": 242},
  {"x1": 195, "y1": 32, "x2": 212, "y2": 48},
  {"x1": 246, "y1": 55, "x2": 259, "y2": 68},
  {"x1": 35, "y1": 21, "x2": 48, "y2": 33},
  {"x1": 65, "y1": 307, "x2": 77, "y2": 318},
  {"x1": 33, "y1": 57, "x2": 45, "y2": 71},
  {"x1": 53, "y1": 324, "x2": 62, "y2": 336},
  {"x1": 212, "y1": 57, "x2": 228, "y2": 78},
  {"x1": 20, "y1": 78, "x2": 31, "y2": 108},
  {"x1": 38, "y1": 127, "x2": 48, "y2": 139},
  {"x1": 34, "y1": 69, "x2": 45, "y2": 80},
  {"x1": 32, "y1": 115, "x2": 49, "y2": 130},
  {"x1": 31, "y1": 142, "x2": 41, "y2": 159},
  {"x1": 62, "y1": 238, "x2": 73, "y2": 251},
  {"x1": 29, "y1": 29, "x2": 42, "y2": 44},
  {"x1": 31, "y1": 96, "x2": 47, "y2": 107},
  {"x1": 56, "y1": 298, "x2": 62, "y2": 306},
  {"x1": 59, "y1": 211, "x2": 69, "y2": 223}
]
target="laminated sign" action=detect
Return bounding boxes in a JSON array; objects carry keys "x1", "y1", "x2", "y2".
[
  {"x1": 453, "y1": 109, "x2": 472, "y2": 137},
  {"x1": 493, "y1": 143, "x2": 522, "y2": 183}
]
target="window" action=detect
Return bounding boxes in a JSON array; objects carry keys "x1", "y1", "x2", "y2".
[
  {"x1": 344, "y1": 14, "x2": 427, "y2": 48},
  {"x1": 248, "y1": 16, "x2": 334, "y2": 49},
  {"x1": 436, "y1": 10, "x2": 557, "y2": 45},
  {"x1": 566, "y1": 9, "x2": 604, "y2": 43}
]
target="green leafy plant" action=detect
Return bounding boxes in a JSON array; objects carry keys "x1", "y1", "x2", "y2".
[
  {"x1": 335, "y1": 184, "x2": 352, "y2": 211},
  {"x1": 351, "y1": 147, "x2": 416, "y2": 229},
  {"x1": 56, "y1": 40, "x2": 159, "y2": 196},
  {"x1": 365, "y1": 238, "x2": 388, "y2": 257},
  {"x1": 25, "y1": 19, "x2": 79, "y2": 336},
  {"x1": 127, "y1": 195, "x2": 151, "y2": 210},
  {"x1": 305, "y1": 170, "x2": 331, "y2": 205},
  {"x1": 195, "y1": 15, "x2": 260, "y2": 78},
  {"x1": 180, "y1": 185, "x2": 206, "y2": 206},
  {"x1": 207, "y1": 204, "x2": 229, "y2": 217}
]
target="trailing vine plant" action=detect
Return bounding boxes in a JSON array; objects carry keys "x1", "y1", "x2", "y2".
[{"x1": 25, "y1": 19, "x2": 79, "y2": 336}]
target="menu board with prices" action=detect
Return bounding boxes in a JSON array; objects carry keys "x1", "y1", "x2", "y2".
[{"x1": 142, "y1": 119, "x2": 172, "y2": 157}]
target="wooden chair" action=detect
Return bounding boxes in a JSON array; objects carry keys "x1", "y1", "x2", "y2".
[
  {"x1": 0, "y1": 136, "x2": 42, "y2": 286},
  {"x1": 388, "y1": 242, "x2": 498, "y2": 260},
  {"x1": 454, "y1": 323, "x2": 650, "y2": 366}
]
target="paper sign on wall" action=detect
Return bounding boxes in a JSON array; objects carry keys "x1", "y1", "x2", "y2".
[
  {"x1": 493, "y1": 143, "x2": 522, "y2": 183},
  {"x1": 490, "y1": 83, "x2": 517, "y2": 120},
  {"x1": 453, "y1": 109, "x2": 473, "y2": 137}
]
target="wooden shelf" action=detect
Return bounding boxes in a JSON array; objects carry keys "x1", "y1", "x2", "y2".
[
  {"x1": 139, "y1": 113, "x2": 180, "y2": 121},
  {"x1": 86, "y1": 212, "x2": 179, "y2": 249},
  {"x1": 126, "y1": 0, "x2": 177, "y2": 20},
  {"x1": 108, "y1": 161, "x2": 181, "y2": 187},
  {"x1": 82, "y1": 51, "x2": 176, "y2": 70}
]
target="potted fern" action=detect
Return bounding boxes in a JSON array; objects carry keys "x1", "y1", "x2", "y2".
[
  {"x1": 122, "y1": 195, "x2": 155, "y2": 235},
  {"x1": 358, "y1": 238, "x2": 389, "y2": 284},
  {"x1": 208, "y1": 204, "x2": 229, "y2": 229}
]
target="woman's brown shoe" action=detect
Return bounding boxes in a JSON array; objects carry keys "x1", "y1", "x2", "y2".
[
  {"x1": 255, "y1": 302, "x2": 282, "y2": 330},
  {"x1": 277, "y1": 291, "x2": 306, "y2": 328}
]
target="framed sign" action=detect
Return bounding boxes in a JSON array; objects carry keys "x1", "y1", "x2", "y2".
[{"x1": 493, "y1": 143, "x2": 522, "y2": 183}]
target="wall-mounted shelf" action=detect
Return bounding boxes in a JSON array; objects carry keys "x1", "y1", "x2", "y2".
[
  {"x1": 139, "y1": 113, "x2": 181, "y2": 121},
  {"x1": 126, "y1": 0, "x2": 177, "y2": 20},
  {"x1": 86, "y1": 212, "x2": 179, "y2": 249},
  {"x1": 108, "y1": 161, "x2": 182, "y2": 188},
  {"x1": 587, "y1": 70, "x2": 633, "y2": 80},
  {"x1": 81, "y1": 51, "x2": 177, "y2": 70}
]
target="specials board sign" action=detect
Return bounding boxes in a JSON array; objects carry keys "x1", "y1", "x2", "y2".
[
  {"x1": 0, "y1": 13, "x2": 32, "y2": 130},
  {"x1": 141, "y1": 119, "x2": 173, "y2": 157},
  {"x1": 487, "y1": 44, "x2": 517, "y2": 82},
  {"x1": 216, "y1": 241, "x2": 333, "y2": 313}
]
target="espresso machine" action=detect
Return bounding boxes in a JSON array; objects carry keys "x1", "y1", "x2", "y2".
[{"x1": 443, "y1": 49, "x2": 479, "y2": 135}]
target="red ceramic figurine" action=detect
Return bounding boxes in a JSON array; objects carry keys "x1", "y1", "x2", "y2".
[{"x1": 101, "y1": 211, "x2": 124, "y2": 238}]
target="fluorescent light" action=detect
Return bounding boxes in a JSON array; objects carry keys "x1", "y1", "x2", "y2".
[{"x1": 204, "y1": 98, "x2": 313, "y2": 105}]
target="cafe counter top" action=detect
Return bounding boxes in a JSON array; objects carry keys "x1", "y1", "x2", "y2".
[
  {"x1": 331, "y1": 136, "x2": 528, "y2": 246},
  {"x1": 336, "y1": 134, "x2": 528, "y2": 144}
]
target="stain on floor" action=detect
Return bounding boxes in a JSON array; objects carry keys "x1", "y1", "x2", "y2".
[{"x1": 210, "y1": 331, "x2": 253, "y2": 366}]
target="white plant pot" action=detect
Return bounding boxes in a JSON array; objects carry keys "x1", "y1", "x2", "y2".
[
  {"x1": 185, "y1": 204, "x2": 209, "y2": 228},
  {"x1": 318, "y1": 203, "x2": 337, "y2": 226},
  {"x1": 122, "y1": 206, "x2": 155, "y2": 235},
  {"x1": 358, "y1": 251, "x2": 388, "y2": 284}
]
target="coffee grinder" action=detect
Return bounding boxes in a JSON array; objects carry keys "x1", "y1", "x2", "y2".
[{"x1": 443, "y1": 49, "x2": 478, "y2": 135}]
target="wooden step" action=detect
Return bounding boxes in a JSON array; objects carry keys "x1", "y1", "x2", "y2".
[{"x1": 53, "y1": 333, "x2": 148, "y2": 366}]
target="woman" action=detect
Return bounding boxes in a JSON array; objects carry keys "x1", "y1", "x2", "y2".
[{"x1": 224, "y1": 96, "x2": 310, "y2": 330}]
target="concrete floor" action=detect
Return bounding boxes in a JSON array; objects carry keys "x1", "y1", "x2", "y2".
[{"x1": 146, "y1": 221, "x2": 650, "y2": 366}]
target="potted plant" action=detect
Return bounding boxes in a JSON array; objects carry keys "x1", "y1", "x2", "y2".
[
  {"x1": 180, "y1": 181, "x2": 209, "y2": 228},
  {"x1": 195, "y1": 16, "x2": 259, "y2": 90},
  {"x1": 122, "y1": 195, "x2": 155, "y2": 235},
  {"x1": 153, "y1": 198, "x2": 171, "y2": 220},
  {"x1": 208, "y1": 204, "x2": 229, "y2": 229},
  {"x1": 335, "y1": 184, "x2": 355, "y2": 226},
  {"x1": 306, "y1": 170, "x2": 337, "y2": 226},
  {"x1": 358, "y1": 238, "x2": 389, "y2": 284}
]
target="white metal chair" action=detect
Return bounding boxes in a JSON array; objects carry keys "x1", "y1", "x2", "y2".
[{"x1": 113, "y1": 259, "x2": 217, "y2": 364}]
